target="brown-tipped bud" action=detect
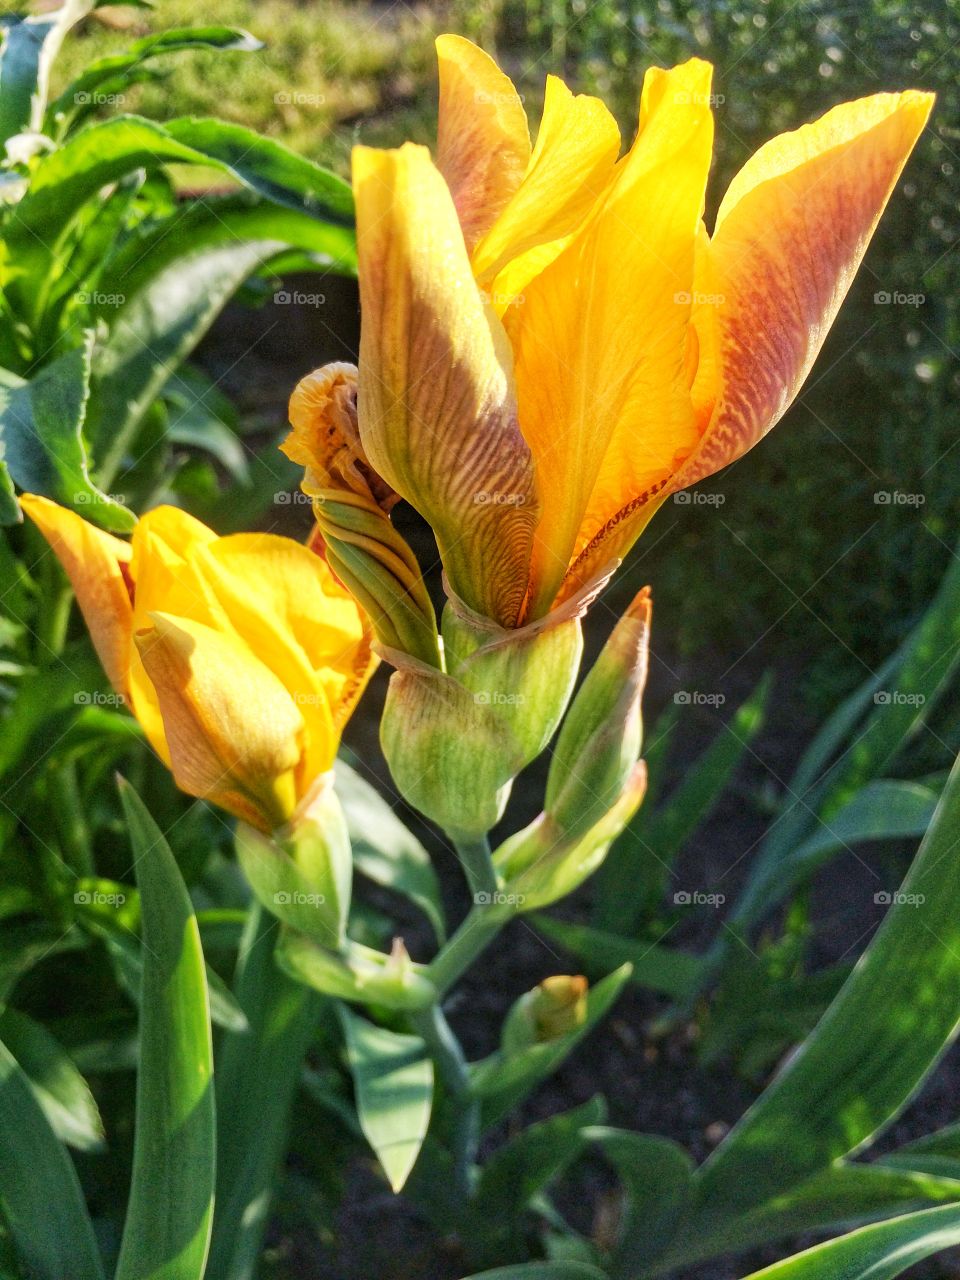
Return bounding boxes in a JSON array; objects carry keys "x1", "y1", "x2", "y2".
[
  {"x1": 501, "y1": 975, "x2": 589, "y2": 1055},
  {"x1": 283, "y1": 363, "x2": 441, "y2": 668},
  {"x1": 544, "y1": 588, "x2": 651, "y2": 840}
]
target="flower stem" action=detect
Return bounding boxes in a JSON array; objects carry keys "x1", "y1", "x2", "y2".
[
  {"x1": 410, "y1": 1002, "x2": 478, "y2": 1201},
  {"x1": 452, "y1": 832, "x2": 498, "y2": 901},
  {"x1": 427, "y1": 903, "x2": 512, "y2": 997}
]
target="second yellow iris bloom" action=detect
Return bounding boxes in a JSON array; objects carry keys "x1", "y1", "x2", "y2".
[{"x1": 22, "y1": 495, "x2": 375, "y2": 832}]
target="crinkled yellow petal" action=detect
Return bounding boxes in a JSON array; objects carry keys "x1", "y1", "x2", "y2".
[
  {"x1": 509, "y1": 60, "x2": 715, "y2": 616},
  {"x1": 435, "y1": 34, "x2": 531, "y2": 253},
  {"x1": 353, "y1": 141, "x2": 538, "y2": 627},
  {"x1": 472, "y1": 75, "x2": 621, "y2": 290},
  {"x1": 193, "y1": 533, "x2": 375, "y2": 784},
  {"x1": 135, "y1": 613, "x2": 303, "y2": 831},
  {"x1": 20, "y1": 494, "x2": 133, "y2": 699},
  {"x1": 673, "y1": 88, "x2": 934, "y2": 494}
]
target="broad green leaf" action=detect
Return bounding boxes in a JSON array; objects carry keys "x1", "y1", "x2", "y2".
[
  {"x1": 0, "y1": 2, "x2": 95, "y2": 146},
  {"x1": 460, "y1": 1266, "x2": 606, "y2": 1280},
  {"x1": 663, "y1": 1162, "x2": 960, "y2": 1271},
  {"x1": 208, "y1": 905, "x2": 319, "y2": 1280},
  {"x1": 595, "y1": 679, "x2": 768, "y2": 932},
  {"x1": 586, "y1": 1126, "x2": 694, "y2": 1276},
  {"x1": 533, "y1": 916, "x2": 700, "y2": 1000},
  {"x1": 786, "y1": 779, "x2": 938, "y2": 873},
  {"x1": 104, "y1": 930, "x2": 248, "y2": 1034},
  {"x1": 0, "y1": 1035, "x2": 105, "y2": 1280},
  {"x1": 0, "y1": 642, "x2": 104, "y2": 785},
  {"x1": 335, "y1": 759, "x2": 445, "y2": 943},
  {"x1": 87, "y1": 198, "x2": 354, "y2": 483},
  {"x1": 472, "y1": 966, "x2": 632, "y2": 1130},
  {"x1": 739, "y1": 1203, "x2": 960, "y2": 1280},
  {"x1": 115, "y1": 779, "x2": 215, "y2": 1280},
  {"x1": 0, "y1": 342, "x2": 133, "y2": 529},
  {"x1": 466, "y1": 1098, "x2": 606, "y2": 1261},
  {"x1": 0, "y1": 1007, "x2": 104, "y2": 1152},
  {"x1": 338, "y1": 1004, "x2": 433, "y2": 1193},
  {"x1": 47, "y1": 26, "x2": 264, "y2": 133},
  {"x1": 689, "y1": 751, "x2": 960, "y2": 1235},
  {"x1": 9, "y1": 114, "x2": 351, "y2": 260}
]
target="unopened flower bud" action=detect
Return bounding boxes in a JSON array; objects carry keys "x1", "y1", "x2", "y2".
[
  {"x1": 235, "y1": 774, "x2": 352, "y2": 946},
  {"x1": 501, "y1": 975, "x2": 589, "y2": 1055},
  {"x1": 545, "y1": 588, "x2": 651, "y2": 839},
  {"x1": 380, "y1": 594, "x2": 584, "y2": 839}
]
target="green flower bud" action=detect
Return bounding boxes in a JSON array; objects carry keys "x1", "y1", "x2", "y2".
[
  {"x1": 545, "y1": 588, "x2": 651, "y2": 840},
  {"x1": 494, "y1": 763, "x2": 647, "y2": 911},
  {"x1": 276, "y1": 930, "x2": 436, "y2": 1011},
  {"x1": 380, "y1": 594, "x2": 584, "y2": 839},
  {"x1": 501, "y1": 975, "x2": 589, "y2": 1056},
  {"x1": 235, "y1": 774, "x2": 352, "y2": 947}
]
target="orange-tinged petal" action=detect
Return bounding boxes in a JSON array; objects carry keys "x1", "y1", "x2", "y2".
[
  {"x1": 435, "y1": 34, "x2": 531, "y2": 252},
  {"x1": 20, "y1": 494, "x2": 133, "y2": 699},
  {"x1": 673, "y1": 88, "x2": 934, "y2": 494},
  {"x1": 135, "y1": 613, "x2": 304, "y2": 831},
  {"x1": 353, "y1": 141, "x2": 538, "y2": 627},
  {"x1": 510, "y1": 60, "x2": 715, "y2": 615},
  {"x1": 472, "y1": 75, "x2": 621, "y2": 289},
  {"x1": 193, "y1": 533, "x2": 375, "y2": 783}
]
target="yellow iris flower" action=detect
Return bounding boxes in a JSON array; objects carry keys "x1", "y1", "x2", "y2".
[
  {"x1": 21, "y1": 495, "x2": 375, "y2": 832},
  {"x1": 351, "y1": 37, "x2": 933, "y2": 627}
]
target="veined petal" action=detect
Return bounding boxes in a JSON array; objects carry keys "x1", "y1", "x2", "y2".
[
  {"x1": 353, "y1": 142, "x2": 538, "y2": 627},
  {"x1": 510, "y1": 60, "x2": 715, "y2": 615},
  {"x1": 472, "y1": 75, "x2": 621, "y2": 288},
  {"x1": 20, "y1": 494, "x2": 133, "y2": 698},
  {"x1": 672, "y1": 88, "x2": 934, "y2": 494},
  {"x1": 436, "y1": 35, "x2": 531, "y2": 252},
  {"x1": 193, "y1": 533, "x2": 375, "y2": 783},
  {"x1": 135, "y1": 613, "x2": 304, "y2": 831}
]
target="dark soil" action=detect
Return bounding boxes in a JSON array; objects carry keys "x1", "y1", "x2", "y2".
[{"x1": 196, "y1": 279, "x2": 960, "y2": 1280}]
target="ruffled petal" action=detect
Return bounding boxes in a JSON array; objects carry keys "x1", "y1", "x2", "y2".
[
  {"x1": 435, "y1": 34, "x2": 531, "y2": 252},
  {"x1": 509, "y1": 60, "x2": 715, "y2": 615},
  {"x1": 673, "y1": 88, "x2": 934, "y2": 494},
  {"x1": 471, "y1": 74, "x2": 621, "y2": 289},
  {"x1": 353, "y1": 142, "x2": 538, "y2": 627},
  {"x1": 194, "y1": 533, "x2": 375, "y2": 784},
  {"x1": 19, "y1": 494, "x2": 133, "y2": 699},
  {"x1": 135, "y1": 613, "x2": 304, "y2": 831}
]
